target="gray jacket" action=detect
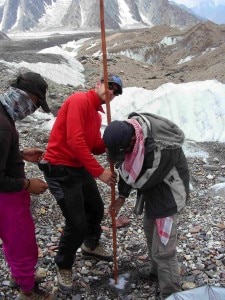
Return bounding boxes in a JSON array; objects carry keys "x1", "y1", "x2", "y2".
[{"x1": 118, "y1": 112, "x2": 189, "y2": 218}]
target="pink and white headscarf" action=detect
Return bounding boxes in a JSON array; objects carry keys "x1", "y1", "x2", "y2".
[{"x1": 119, "y1": 119, "x2": 145, "y2": 184}]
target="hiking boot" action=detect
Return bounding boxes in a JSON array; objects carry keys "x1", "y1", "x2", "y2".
[
  {"x1": 57, "y1": 268, "x2": 72, "y2": 295},
  {"x1": 138, "y1": 264, "x2": 158, "y2": 280},
  {"x1": 81, "y1": 243, "x2": 113, "y2": 262},
  {"x1": 16, "y1": 286, "x2": 55, "y2": 300},
  {"x1": 10, "y1": 268, "x2": 46, "y2": 289}
]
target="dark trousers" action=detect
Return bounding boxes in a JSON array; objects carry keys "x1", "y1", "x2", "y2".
[{"x1": 44, "y1": 165, "x2": 104, "y2": 269}]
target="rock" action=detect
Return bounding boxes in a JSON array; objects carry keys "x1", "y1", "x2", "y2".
[
  {"x1": 203, "y1": 164, "x2": 219, "y2": 171},
  {"x1": 208, "y1": 183, "x2": 225, "y2": 198},
  {"x1": 182, "y1": 282, "x2": 197, "y2": 290}
]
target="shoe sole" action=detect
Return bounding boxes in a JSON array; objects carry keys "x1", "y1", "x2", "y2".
[
  {"x1": 58, "y1": 283, "x2": 73, "y2": 295},
  {"x1": 57, "y1": 275, "x2": 73, "y2": 295},
  {"x1": 139, "y1": 272, "x2": 158, "y2": 280},
  {"x1": 81, "y1": 249, "x2": 113, "y2": 262}
]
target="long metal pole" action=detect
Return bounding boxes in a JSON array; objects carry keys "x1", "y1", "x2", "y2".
[{"x1": 99, "y1": 0, "x2": 118, "y2": 285}]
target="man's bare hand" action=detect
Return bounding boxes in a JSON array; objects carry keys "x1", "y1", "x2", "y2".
[
  {"x1": 24, "y1": 178, "x2": 48, "y2": 195},
  {"x1": 109, "y1": 196, "x2": 125, "y2": 216},
  {"x1": 22, "y1": 148, "x2": 44, "y2": 163},
  {"x1": 98, "y1": 169, "x2": 117, "y2": 186}
]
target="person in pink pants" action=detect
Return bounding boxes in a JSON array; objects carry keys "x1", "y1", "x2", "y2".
[
  {"x1": 0, "y1": 72, "x2": 55, "y2": 300},
  {"x1": 0, "y1": 191, "x2": 38, "y2": 292}
]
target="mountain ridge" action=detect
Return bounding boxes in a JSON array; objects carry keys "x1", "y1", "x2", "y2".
[
  {"x1": 169, "y1": 0, "x2": 225, "y2": 24},
  {"x1": 0, "y1": 0, "x2": 201, "y2": 33}
]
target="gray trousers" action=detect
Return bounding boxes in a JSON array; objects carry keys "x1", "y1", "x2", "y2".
[{"x1": 143, "y1": 213, "x2": 181, "y2": 299}]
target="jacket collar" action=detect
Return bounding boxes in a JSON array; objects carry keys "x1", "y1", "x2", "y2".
[{"x1": 87, "y1": 89, "x2": 105, "y2": 113}]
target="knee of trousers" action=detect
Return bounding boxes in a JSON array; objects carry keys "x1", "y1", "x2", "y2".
[
  {"x1": 153, "y1": 248, "x2": 177, "y2": 262},
  {"x1": 68, "y1": 218, "x2": 88, "y2": 236},
  {"x1": 152, "y1": 238, "x2": 178, "y2": 261}
]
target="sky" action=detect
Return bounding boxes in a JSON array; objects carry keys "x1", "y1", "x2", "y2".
[
  {"x1": 171, "y1": 0, "x2": 225, "y2": 8},
  {"x1": 4, "y1": 31, "x2": 225, "y2": 162}
]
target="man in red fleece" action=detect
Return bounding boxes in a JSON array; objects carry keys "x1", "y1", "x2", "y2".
[{"x1": 41, "y1": 74, "x2": 122, "y2": 294}]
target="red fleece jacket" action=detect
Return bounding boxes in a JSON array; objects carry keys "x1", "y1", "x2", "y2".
[{"x1": 44, "y1": 90, "x2": 105, "y2": 177}]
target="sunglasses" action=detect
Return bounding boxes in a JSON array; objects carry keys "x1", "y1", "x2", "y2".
[{"x1": 108, "y1": 82, "x2": 120, "y2": 96}]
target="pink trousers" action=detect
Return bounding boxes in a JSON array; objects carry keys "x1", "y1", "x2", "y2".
[{"x1": 0, "y1": 190, "x2": 38, "y2": 292}]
